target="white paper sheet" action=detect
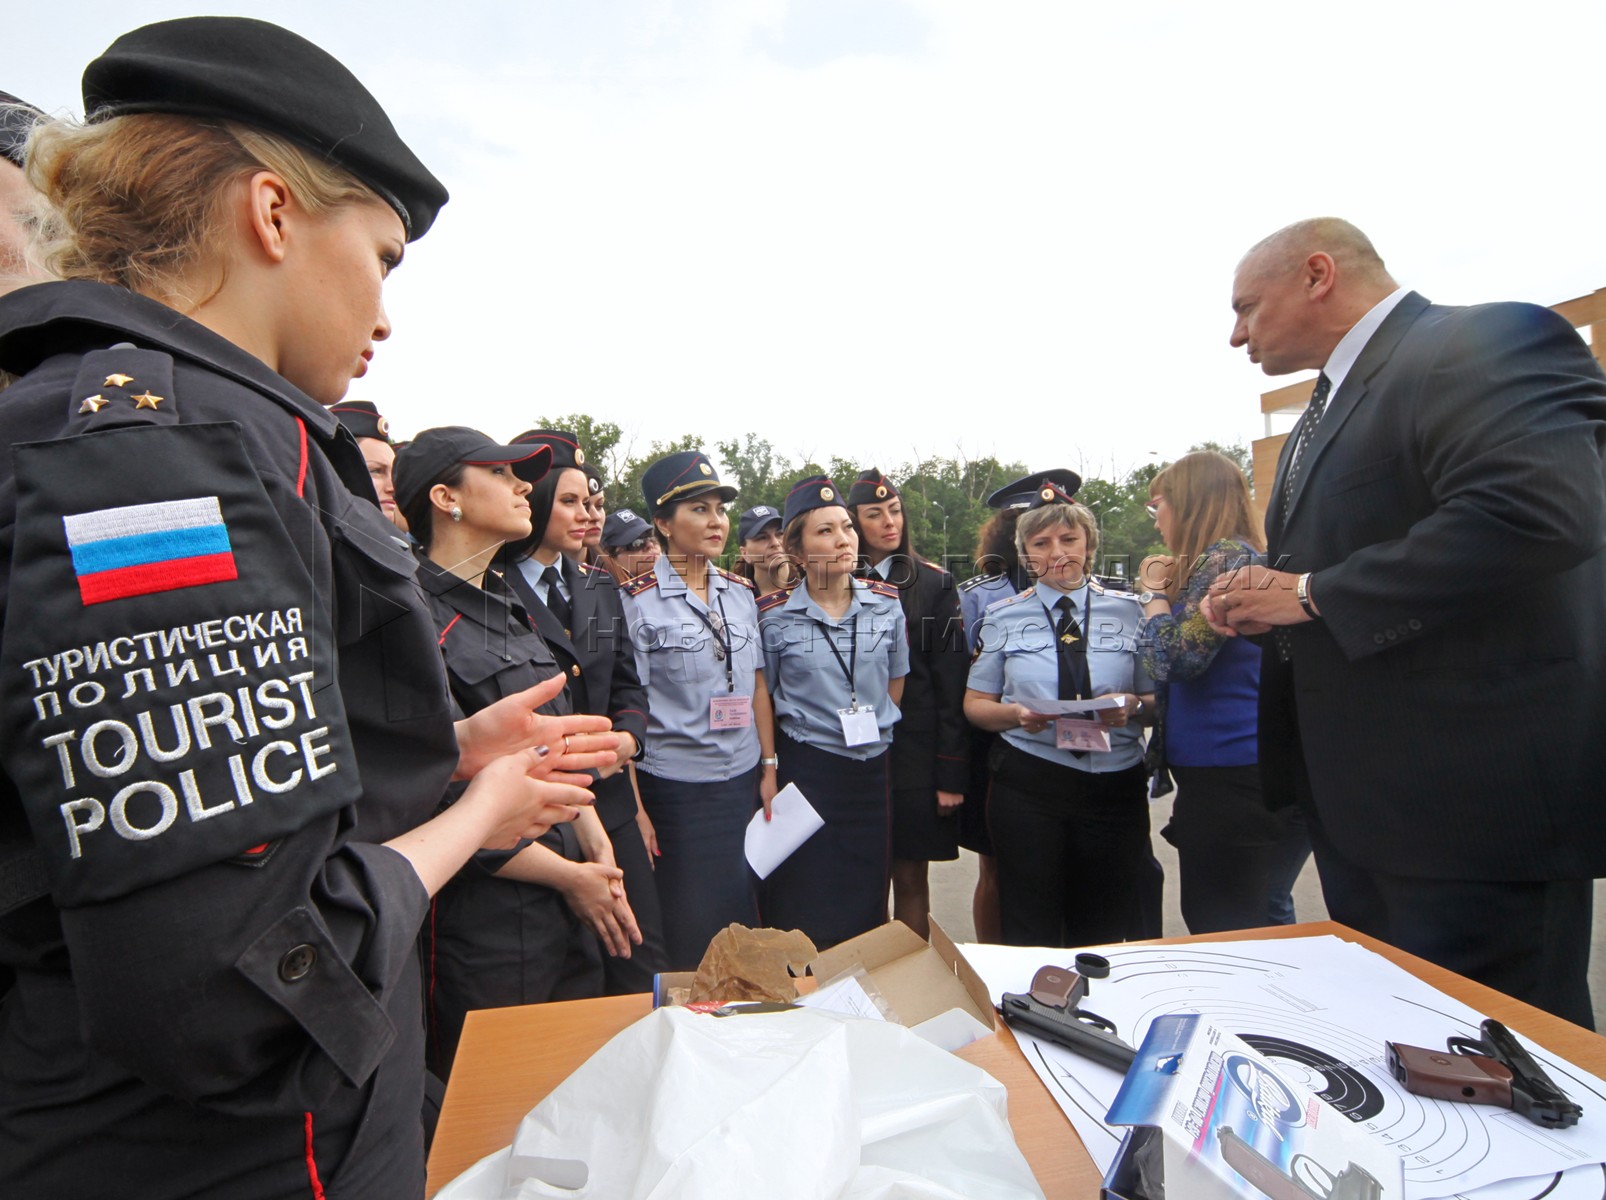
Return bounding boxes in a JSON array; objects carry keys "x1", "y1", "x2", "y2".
[
  {"x1": 797, "y1": 974, "x2": 889, "y2": 1021},
  {"x1": 1011, "y1": 693, "x2": 1127, "y2": 716},
  {"x1": 962, "y1": 937, "x2": 1606, "y2": 1200},
  {"x1": 743, "y1": 782, "x2": 824, "y2": 879}
]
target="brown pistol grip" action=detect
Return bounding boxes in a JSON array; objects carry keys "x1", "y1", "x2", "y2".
[{"x1": 1386, "y1": 1041, "x2": 1514, "y2": 1108}]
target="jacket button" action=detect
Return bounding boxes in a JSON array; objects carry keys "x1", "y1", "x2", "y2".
[
  {"x1": 571, "y1": 664, "x2": 581, "y2": 677},
  {"x1": 1385, "y1": 629, "x2": 1398, "y2": 640},
  {"x1": 279, "y1": 943, "x2": 317, "y2": 982},
  {"x1": 1408, "y1": 619, "x2": 1422, "y2": 631},
  {"x1": 1374, "y1": 633, "x2": 1386, "y2": 645}
]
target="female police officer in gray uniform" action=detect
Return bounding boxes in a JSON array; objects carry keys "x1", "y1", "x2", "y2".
[
  {"x1": 964, "y1": 484, "x2": 1154, "y2": 948},
  {"x1": 758, "y1": 476, "x2": 908, "y2": 948},
  {"x1": 0, "y1": 20, "x2": 612, "y2": 1198},
  {"x1": 621, "y1": 451, "x2": 778, "y2": 969}
]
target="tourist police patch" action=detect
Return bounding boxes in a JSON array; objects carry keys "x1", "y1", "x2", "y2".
[{"x1": 2, "y1": 421, "x2": 359, "y2": 907}]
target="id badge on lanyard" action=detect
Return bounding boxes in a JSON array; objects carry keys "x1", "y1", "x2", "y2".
[{"x1": 838, "y1": 705, "x2": 879, "y2": 746}]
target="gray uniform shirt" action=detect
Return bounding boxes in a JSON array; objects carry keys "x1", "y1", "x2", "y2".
[
  {"x1": 621, "y1": 555, "x2": 762, "y2": 781},
  {"x1": 759, "y1": 579, "x2": 910, "y2": 759}
]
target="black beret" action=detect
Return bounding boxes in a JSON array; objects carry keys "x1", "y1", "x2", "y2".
[
  {"x1": 330, "y1": 399, "x2": 392, "y2": 443},
  {"x1": 0, "y1": 91, "x2": 43, "y2": 168},
  {"x1": 781, "y1": 474, "x2": 844, "y2": 529},
  {"x1": 82, "y1": 17, "x2": 448, "y2": 240},
  {"x1": 846, "y1": 468, "x2": 899, "y2": 508}
]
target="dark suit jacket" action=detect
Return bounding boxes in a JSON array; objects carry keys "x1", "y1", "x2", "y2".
[
  {"x1": 505, "y1": 555, "x2": 649, "y2": 832},
  {"x1": 872, "y1": 555, "x2": 971, "y2": 795},
  {"x1": 1262, "y1": 291, "x2": 1606, "y2": 882}
]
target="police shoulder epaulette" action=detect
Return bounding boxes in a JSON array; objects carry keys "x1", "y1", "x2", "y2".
[
  {"x1": 1091, "y1": 577, "x2": 1141, "y2": 601},
  {"x1": 756, "y1": 587, "x2": 793, "y2": 614},
  {"x1": 959, "y1": 572, "x2": 1002, "y2": 593},
  {"x1": 985, "y1": 586, "x2": 1033, "y2": 612},
  {"x1": 578, "y1": 560, "x2": 617, "y2": 585},
  {"x1": 68, "y1": 345, "x2": 180, "y2": 431},
  {"x1": 716, "y1": 567, "x2": 755, "y2": 590},
  {"x1": 622, "y1": 572, "x2": 659, "y2": 597},
  {"x1": 865, "y1": 578, "x2": 900, "y2": 601}
]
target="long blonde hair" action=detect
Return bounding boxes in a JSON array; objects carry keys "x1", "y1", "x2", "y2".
[
  {"x1": 24, "y1": 112, "x2": 377, "y2": 303},
  {"x1": 1150, "y1": 451, "x2": 1264, "y2": 591}
]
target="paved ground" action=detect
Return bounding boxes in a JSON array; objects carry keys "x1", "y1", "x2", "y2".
[{"x1": 926, "y1": 789, "x2": 1606, "y2": 1030}]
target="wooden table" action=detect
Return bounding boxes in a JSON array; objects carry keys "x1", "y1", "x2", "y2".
[{"x1": 426, "y1": 921, "x2": 1606, "y2": 1197}]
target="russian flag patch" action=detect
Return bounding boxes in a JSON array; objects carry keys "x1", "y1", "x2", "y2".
[{"x1": 63, "y1": 497, "x2": 239, "y2": 606}]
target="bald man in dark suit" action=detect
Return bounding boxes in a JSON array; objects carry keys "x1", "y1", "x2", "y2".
[{"x1": 1207, "y1": 217, "x2": 1606, "y2": 1026}]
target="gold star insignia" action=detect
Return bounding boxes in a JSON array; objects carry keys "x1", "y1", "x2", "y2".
[
  {"x1": 103, "y1": 373, "x2": 134, "y2": 388},
  {"x1": 132, "y1": 392, "x2": 164, "y2": 409},
  {"x1": 78, "y1": 395, "x2": 108, "y2": 414}
]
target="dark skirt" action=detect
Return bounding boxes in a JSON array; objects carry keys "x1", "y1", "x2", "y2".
[
  {"x1": 956, "y1": 727, "x2": 996, "y2": 856},
  {"x1": 763, "y1": 731, "x2": 891, "y2": 949},
  {"x1": 890, "y1": 784, "x2": 961, "y2": 862},
  {"x1": 637, "y1": 767, "x2": 762, "y2": 970},
  {"x1": 1164, "y1": 763, "x2": 1286, "y2": 935}
]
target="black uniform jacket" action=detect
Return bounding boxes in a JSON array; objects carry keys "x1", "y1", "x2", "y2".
[
  {"x1": 1262, "y1": 292, "x2": 1606, "y2": 881},
  {"x1": 504, "y1": 554, "x2": 648, "y2": 831},
  {"x1": 0, "y1": 281, "x2": 459, "y2": 1198},
  {"x1": 873, "y1": 554, "x2": 969, "y2": 795},
  {"x1": 413, "y1": 556, "x2": 593, "y2": 1072}
]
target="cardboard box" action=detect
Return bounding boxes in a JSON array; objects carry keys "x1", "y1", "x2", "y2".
[{"x1": 653, "y1": 919, "x2": 997, "y2": 1036}]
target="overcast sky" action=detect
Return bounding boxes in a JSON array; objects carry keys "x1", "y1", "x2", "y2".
[{"x1": 10, "y1": 1, "x2": 1605, "y2": 483}]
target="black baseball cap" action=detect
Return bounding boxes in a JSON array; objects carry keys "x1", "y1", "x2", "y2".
[
  {"x1": 602, "y1": 508, "x2": 652, "y2": 549},
  {"x1": 986, "y1": 468, "x2": 1083, "y2": 510},
  {"x1": 737, "y1": 505, "x2": 783, "y2": 544},
  {"x1": 394, "y1": 426, "x2": 552, "y2": 514},
  {"x1": 82, "y1": 17, "x2": 448, "y2": 239}
]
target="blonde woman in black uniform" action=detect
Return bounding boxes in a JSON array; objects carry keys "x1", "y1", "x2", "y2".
[{"x1": 0, "y1": 20, "x2": 613, "y2": 1198}]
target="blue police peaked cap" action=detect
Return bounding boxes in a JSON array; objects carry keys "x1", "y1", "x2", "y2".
[
  {"x1": 986, "y1": 468, "x2": 1083, "y2": 510},
  {"x1": 83, "y1": 17, "x2": 448, "y2": 240},
  {"x1": 640, "y1": 450, "x2": 736, "y2": 514},
  {"x1": 782, "y1": 475, "x2": 844, "y2": 528}
]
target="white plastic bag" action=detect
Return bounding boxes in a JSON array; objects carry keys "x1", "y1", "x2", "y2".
[{"x1": 435, "y1": 1006, "x2": 1045, "y2": 1200}]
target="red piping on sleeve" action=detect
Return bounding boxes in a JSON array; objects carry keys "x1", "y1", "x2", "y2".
[
  {"x1": 294, "y1": 418, "x2": 309, "y2": 500},
  {"x1": 303, "y1": 1112, "x2": 328, "y2": 1200},
  {"x1": 438, "y1": 613, "x2": 463, "y2": 645}
]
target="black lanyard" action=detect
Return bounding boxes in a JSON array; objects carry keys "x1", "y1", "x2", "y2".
[
  {"x1": 682, "y1": 588, "x2": 735, "y2": 693},
  {"x1": 812, "y1": 614, "x2": 860, "y2": 709}
]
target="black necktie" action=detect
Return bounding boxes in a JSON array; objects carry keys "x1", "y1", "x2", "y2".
[
  {"x1": 542, "y1": 564, "x2": 572, "y2": 634},
  {"x1": 1282, "y1": 371, "x2": 1332, "y2": 510},
  {"x1": 1054, "y1": 595, "x2": 1090, "y2": 701},
  {"x1": 1275, "y1": 372, "x2": 1332, "y2": 663}
]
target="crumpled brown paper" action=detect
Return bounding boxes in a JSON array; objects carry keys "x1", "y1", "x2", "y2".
[{"x1": 688, "y1": 924, "x2": 818, "y2": 1004}]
